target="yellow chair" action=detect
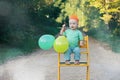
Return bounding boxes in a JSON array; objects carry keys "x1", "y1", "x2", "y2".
[{"x1": 58, "y1": 35, "x2": 90, "y2": 80}]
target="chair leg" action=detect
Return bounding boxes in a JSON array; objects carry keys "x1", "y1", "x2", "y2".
[
  {"x1": 58, "y1": 66, "x2": 60, "y2": 80},
  {"x1": 58, "y1": 53, "x2": 60, "y2": 80},
  {"x1": 86, "y1": 66, "x2": 90, "y2": 80}
]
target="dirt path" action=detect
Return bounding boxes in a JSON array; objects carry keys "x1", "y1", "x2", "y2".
[{"x1": 0, "y1": 37, "x2": 120, "y2": 80}]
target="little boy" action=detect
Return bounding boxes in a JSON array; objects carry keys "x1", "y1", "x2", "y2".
[{"x1": 60, "y1": 15, "x2": 84, "y2": 64}]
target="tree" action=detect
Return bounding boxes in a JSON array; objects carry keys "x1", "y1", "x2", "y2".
[
  {"x1": 54, "y1": 0, "x2": 120, "y2": 35},
  {"x1": 54, "y1": 0, "x2": 87, "y2": 27},
  {"x1": 0, "y1": 0, "x2": 59, "y2": 52}
]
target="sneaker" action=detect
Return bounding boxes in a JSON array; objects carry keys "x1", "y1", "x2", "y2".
[
  {"x1": 74, "y1": 60, "x2": 79, "y2": 65},
  {"x1": 65, "y1": 60, "x2": 70, "y2": 65}
]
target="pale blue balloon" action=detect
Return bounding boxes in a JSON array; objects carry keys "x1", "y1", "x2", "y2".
[{"x1": 38, "y1": 34, "x2": 55, "y2": 50}]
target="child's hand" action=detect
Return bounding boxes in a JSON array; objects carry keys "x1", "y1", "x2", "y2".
[
  {"x1": 61, "y1": 24, "x2": 66, "y2": 31},
  {"x1": 60, "y1": 24, "x2": 66, "y2": 35},
  {"x1": 80, "y1": 41, "x2": 84, "y2": 46}
]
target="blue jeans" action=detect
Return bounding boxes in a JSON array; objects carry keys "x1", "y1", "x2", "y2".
[{"x1": 64, "y1": 46, "x2": 80, "y2": 61}]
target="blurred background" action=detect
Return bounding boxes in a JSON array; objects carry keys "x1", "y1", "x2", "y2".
[{"x1": 0, "y1": 0, "x2": 120, "y2": 64}]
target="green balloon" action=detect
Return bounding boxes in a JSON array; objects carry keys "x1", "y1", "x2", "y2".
[
  {"x1": 38, "y1": 34, "x2": 55, "y2": 50},
  {"x1": 54, "y1": 36, "x2": 69, "y2": 53}
]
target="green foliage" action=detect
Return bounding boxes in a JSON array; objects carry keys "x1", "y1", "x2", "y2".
[
  {"x1": 109, "y1": 36, "x2": 120, "y2": 53},
  {"x1": 108, "y1": 13, "x2": 120, "y2": 36},
  {"x1": 0, "y1": 0, "x2": 60, "y2": 52},
  {"x1": 88, "y1": 20, "x2": 120, "y2": 53},
  {"x1": 54, "y1": 0, "x2": 88, "y2": 26}
]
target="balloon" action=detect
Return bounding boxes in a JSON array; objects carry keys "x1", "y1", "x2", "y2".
[
  {"x1": 38, "y1": 34, "x2": 55, "y2": 50},
  {"x1": 54, "y1": 36, "x2": 69, "y2": 53}
]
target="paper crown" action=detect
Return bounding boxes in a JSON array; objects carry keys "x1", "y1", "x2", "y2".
[{"x1": 69, "y1": 14, "x2": 79, "y2": 22}]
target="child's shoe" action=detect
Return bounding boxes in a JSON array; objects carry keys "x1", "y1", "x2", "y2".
[
  {"x1": 65, "y1": 60, "x2": 70, "y2": 65},
  {"x1": 74, "y1": 60, "x2": 79, "y2": 65}
]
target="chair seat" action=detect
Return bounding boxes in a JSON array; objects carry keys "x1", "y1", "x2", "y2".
[{"x1": 60, "y1": 62, "x2": 88, "y2": 67}]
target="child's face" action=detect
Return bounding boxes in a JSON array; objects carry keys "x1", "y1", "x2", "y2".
[{"x1": 69, "y1": 19, "x2": 78, "y2": 30}]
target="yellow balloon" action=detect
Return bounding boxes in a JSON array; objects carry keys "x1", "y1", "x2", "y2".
[{"x1": 54, "y1": 36, "x2": 69, "y2": 53}]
